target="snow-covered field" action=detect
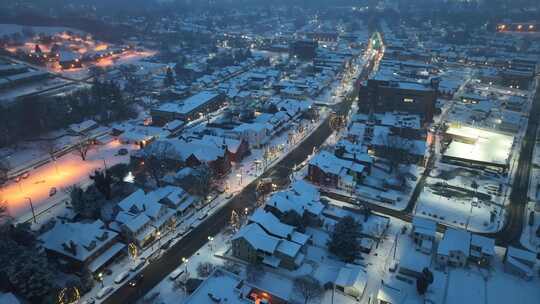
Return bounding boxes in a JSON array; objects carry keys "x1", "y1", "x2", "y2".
[
  {"x1": 415, "y1": 176, "x2": 505, "y2": 233},
  {"x1": 2, "y1": 139, "x2": 137, "y2": 221}
]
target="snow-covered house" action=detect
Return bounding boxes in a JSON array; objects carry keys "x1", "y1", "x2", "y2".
[
  {"x1": 335, "y1": 264, "x2": 368, "y2": 299},
  {"x1": 265, "y1": 188, "x2": 325, "y2": 226},
  {"x1": 470, "y1": 234, "x2": 495, "y2": 267},
  {"x1": 377, "y1": 283, "x2": 404, "y2": 304},
  {"x1": 141, "y1": 137, "x2": 232, "y2": 176},
  {"x1": 201, "y1": 134, "x2": 250, "y2": 162},
  {"x1": 68, "y1": 119, "x2": 98, "y2": 135},
  {"x1": 113, "y1": 189, "x2": 176, "y2": 247},
  {"x1": 436, "y1": 228, "x2": 471, "y2": 268},
  {"x1": 248, "y1": 209, "x2": 310, "y2": 247},
  {"x1": 231, "y1": 223, "x2": 305, "y2": 270},
  {"x1": 411, "y1": 216, "x2": 437, "y2": 254},
  {"x1": 232, "y1": 122, "x2": 272, "y2": 148},
  {"x1": 504, "y1": 246, "x2": 536, "y2": 280},
  {"x1": 39, "y1": 220, "x2": 124, "y2": 274},
  {"x1": 308, "y1": 150, "x2": 365, "y2": 191}
]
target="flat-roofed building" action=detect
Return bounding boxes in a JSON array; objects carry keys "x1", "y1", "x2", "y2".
[{"x1": 151, "y1": 91, "x2": 226, "y2": 125}]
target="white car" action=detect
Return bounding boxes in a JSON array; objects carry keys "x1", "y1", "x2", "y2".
[
  {"x1": 169, "y1": 267, "x2": 185, "y2": 281},
  {"x1": 114, "y1": 271, "x2": 130, "y2": 284},
  {"x1": 96, "y1": 286, "x2": 114, "y2": 299},
  {"x1": 130, "y1": 258, "x2": 146, "y2": 272}
]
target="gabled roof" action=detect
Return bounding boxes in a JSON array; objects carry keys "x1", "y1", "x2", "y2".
[
  {"x1": 39, "y1": 220, "x2": 117, "y2": 262},
  {"x1": 249, "y1": 209, "x2": 294, "y2": 239},
  {"x1": 232, "y1": 223, "x2": 280, "y2": 254}
]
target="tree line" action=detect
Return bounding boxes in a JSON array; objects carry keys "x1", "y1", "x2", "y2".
[{"x1": 0, "y1": 80, "x2": 137, "y2": 147}]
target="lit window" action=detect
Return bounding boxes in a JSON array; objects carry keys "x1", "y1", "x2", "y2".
[{"x1": 403, "y1": 98, "x2": 414, "y2": 103}]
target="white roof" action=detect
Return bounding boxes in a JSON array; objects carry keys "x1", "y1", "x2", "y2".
[
  {"x1": 471, "y1": 234, "x2": 495, "y2": 255},
  {"x1": 412, "y1": 216, "x2": 437, "y2": 237},
  {"x1": 276, "y1": 240, "x2": 301, "y2": 258},
  {"x1": 39, "y1": 220, "x2": 117, "y2": 262},
  {"x1": 232, "y1": 223, "x2": 280, "y2": 254},
  {"x1": 156, "y1": 91, "x2": 220, "y2": 115},
  {"x1": 309, "y1": 150, "x2": 364, "y2": 176},
  {"x1": 250, "y1": 209, "x2": 294, "y2": 239},
  {"x1": 438, "y1": 228, "x2": 471, "y2": 256},
  {"x1": 445, "y1": 125, "x2": 514, "y2": 166},
  {"x1": 69, "y1": 119, "x2": 97, "y2": 133},
  {"x1": 335, "y1": 264, "x2": 367, "y2": 289}
]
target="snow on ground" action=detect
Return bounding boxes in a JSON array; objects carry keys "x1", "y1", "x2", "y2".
[
  {"x1": 445, "y1": 247, "x2": 540, "y2": 304},
  {"x1": 414, "y1": 176, "x2": 504, "y2": 233},
  {"x1": 79, "y1": 105, "x2": 329, "y2": 304},
  {"x1": 2, "y1": 139, "x2": 137, "y2": 221}
]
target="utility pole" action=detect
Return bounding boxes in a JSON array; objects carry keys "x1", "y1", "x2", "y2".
[{"x1": 25, "y1": 197, "x2": 36, "y2": 224}]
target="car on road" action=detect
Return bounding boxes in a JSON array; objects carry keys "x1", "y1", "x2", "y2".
[
  {"x1": 169, "y1": 267, "x2": 185, "y2": 281},
  {"x1": 114, "y1": 271, "x2": 130, "y2": 284},
  {"x1": 128, "y1": 273, "x2": 143, "y2": 287},
  {"x1": 49, "y1": 187, "x2": 57, "y2": 197},
  {"x1": 21, "y1": 172, "x2": 30, "y2": 179},
  {"x1": 118, "y1": 148, "x2": 129, "y2": 156},
  {"x1": 225, "y1": 193, "x2": 234, "y2": 199},
  {"x1": 96, "y1": 286, "x2": 114, "y2": 299}
]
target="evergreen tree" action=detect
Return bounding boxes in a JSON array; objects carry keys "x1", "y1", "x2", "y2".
[
  {"x1": 164, "y1": 66, "x2": 175, "y2": 87},
  {"x1": 327, "y1": 216, "x2": 362, "y2": 262}
]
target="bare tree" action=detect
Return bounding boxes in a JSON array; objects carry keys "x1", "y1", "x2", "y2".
[
  {"x1": 141, "y1": 141, "x2": 176, "y2": 188},
  {"x1": 294, "y1": 276, "x2": 323, "y2": 304},
  {"x1": 40, "y1": 139, "x2": 59, "y2": 172},
  {"x1": 40, "y1": 139, "x2": 58, "y2": 160},
  {"x1": 378, "y1": 134, "x2": 412, "y2": 171},
  {"x1": 75, "y1": 138, "x2": 92, "y2": 161}
]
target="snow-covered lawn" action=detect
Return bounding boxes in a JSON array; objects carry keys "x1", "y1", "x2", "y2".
[
  {"x1": 2, "y1": 139, "x2": 137, "y2": 221},
  {"x1": 414, "y1": 177, "x2": 505, "y2": 233}
]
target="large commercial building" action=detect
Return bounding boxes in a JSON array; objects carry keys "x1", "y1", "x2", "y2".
[
  {"x1": 151, "y1": 91, "x2": 226, "y2": 125},
  {"x1": 442, "y1": 125, "x2": 514, "y2": 170},
  {"x1": 290, "y1": 40, "x2": 318, "y2": 61},
  {"x1": 360, "y1": 78, "x2": 438, "y2": 123}
]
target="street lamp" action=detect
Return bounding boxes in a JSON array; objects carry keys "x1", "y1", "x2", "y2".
[
  {"x1": 207, "y1": 236, "x2": 214, "y2": 251},
  {"x1": 24, "y1": 197, "x2": 37, "y2": 224},
  {"x1": 182, "y1": 257, "x2": 189, "y2": 272},
  {"x1": 98, "y1": 272, "x2": 104, "y2": 288},
  {"x1": 236, "y1": 173, "x2": 242, "y2": 185}
]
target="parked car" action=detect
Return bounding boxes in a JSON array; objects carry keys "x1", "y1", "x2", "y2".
[
  {"x1": 160, "y1": 239, "x2": 173, "y2": 250},
  {"x1": 169, "y1": 267, "x2": 185, "y2": 281},
  {"x1": 148, "y1": 250, "x2": 163, "y2": 264},
  {"x1": 96, "y1": 286, "x2": 114, "y2": 299},
  {"x1": 49, "y1": 187, "x2": 57, "y2": 197},
  {"x1": 114, "y1": 271, "x2": 130, "y2": 284},
  {"x1": 81, "y1": 298, "x2": 95, "y2": 304},
  {"x1": 197, "y1": 212, "x2": 208, "y2": 221},
  {"x1": 130, "y1": 258, "x2": 146, "y2": 272},
  {"x1": 118, "y1": 148, "x2": 129, "y2": 156}
]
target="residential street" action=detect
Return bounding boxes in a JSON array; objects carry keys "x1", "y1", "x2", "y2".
[{"x1": 102, "y1": 47, "x2": 379, "y2": 304}]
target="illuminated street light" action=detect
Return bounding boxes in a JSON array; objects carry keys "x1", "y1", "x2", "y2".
[
  {"x1": 182, "y1": 257, "x2": 189, "y2": 272},
  {"x1": 97, "y1": 272, "x2": 104, "y2": 287}
]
